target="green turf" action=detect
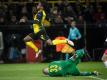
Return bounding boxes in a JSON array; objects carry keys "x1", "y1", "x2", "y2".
[{"x1": 0, "y1": 62, "x2": 107, "y2": 80}]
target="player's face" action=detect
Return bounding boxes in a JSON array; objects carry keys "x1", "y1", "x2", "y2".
[{"x1": 37, "y1": 2, "x2": 43, "y2": 10}]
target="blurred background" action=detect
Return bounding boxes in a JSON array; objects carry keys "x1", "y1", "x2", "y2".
[{"x1": 0, "y1": 0, "x2": 107, "y2": 63}]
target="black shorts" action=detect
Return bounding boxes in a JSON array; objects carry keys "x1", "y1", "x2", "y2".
[{"x1": 29, "y1": 29, "x2": 50, "y2": 41}]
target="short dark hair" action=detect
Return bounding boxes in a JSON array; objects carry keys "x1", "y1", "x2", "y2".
[{"x1": 39, "y1": 0, "x2": 46, "y2": 8}]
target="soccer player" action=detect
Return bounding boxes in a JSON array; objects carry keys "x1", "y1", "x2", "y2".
[
  {"x1": 43, "y1": 49, "x2": 99, "y2": 76},
  {"x1": 23, "y1": 2, "x2": 74, "y2": 58}
]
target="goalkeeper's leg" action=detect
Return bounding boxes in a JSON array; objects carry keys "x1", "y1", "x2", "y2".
[{"x1": 80, "y1": 71, "x2": 100, "y2": 76}]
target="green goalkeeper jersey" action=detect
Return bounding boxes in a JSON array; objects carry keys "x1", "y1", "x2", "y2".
[
  {"x1": 48, "y1": 60, "x2": 80, "y2": 76},
  {"x1": 74, "y1": 49, "x2": 85, "y2": 65},
  {"x1": 48, "y1": 60, "x2": 69, "y2": 76},
  {"x1": 48, "y1": 49, "x2": 85, "y2": 76}
]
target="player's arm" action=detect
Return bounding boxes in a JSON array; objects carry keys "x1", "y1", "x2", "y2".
[
  {"x1": 76, "y1": 28, "x2": 81, "y2": 40},
  {"x1": 28, "y1": 12, "x2": 43, "y2": 24},
  {"x1": 33, "y1": 12, "x2": 43, "y2": 24}
]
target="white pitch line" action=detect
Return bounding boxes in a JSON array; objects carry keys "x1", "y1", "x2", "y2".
[{"x1": 88, "y1": 76, "x2": 107, "y2": 80}]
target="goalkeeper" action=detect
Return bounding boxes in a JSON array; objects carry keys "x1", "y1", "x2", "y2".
[{"x1": 42, "y1": 49, "x2": 99, "y2": 76}]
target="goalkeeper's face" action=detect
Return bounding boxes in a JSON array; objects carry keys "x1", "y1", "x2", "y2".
[{"x1": 42, "y1": 68, "x2": 49, "y2": 75}]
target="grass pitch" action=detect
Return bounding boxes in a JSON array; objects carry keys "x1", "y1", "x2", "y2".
[{"x1": 0, "y1": 62, "x2": 107, "y2": 80}]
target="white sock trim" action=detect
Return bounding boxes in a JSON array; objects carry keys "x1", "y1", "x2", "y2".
[{"x1": 104, "y1": 61, "x2": 107, "y2": 67}]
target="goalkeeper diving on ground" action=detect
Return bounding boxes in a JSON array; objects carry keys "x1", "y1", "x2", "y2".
[{"x1": 42, "y1": 49, "x2": 100, "y2": 76}]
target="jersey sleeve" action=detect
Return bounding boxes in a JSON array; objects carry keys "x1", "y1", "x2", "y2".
[{"x1": 34, "y1": 11, "x2": 43, "y2": 24}]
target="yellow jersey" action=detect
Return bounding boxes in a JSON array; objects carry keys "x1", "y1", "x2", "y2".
[{"x1": 33, "y1": 9, "x2": 46, "y2": 33}]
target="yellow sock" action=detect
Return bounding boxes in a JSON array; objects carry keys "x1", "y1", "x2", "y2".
[
  {"x1": 52, "y1": 39, "x2": 67, "y2": 45},
  {"x1": 25, "y1": 41, "x2": 38, "y2": 53}
]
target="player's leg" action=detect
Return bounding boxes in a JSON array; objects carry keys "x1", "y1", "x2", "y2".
[
  {"x1": 41, "y1": 29, "x2": 74, "y2": 46},
  {"x1": 101, "y1": 49, "x2": 107, "y2": 68},
  {"x1": 80, "y1": 71, "x2": 100, "y2": 76},
  {"x1": 23, "y1": 33, "x2": 40, "y2": 55},
  {"x1": 69, "y1": 64, "x2": 80, "y2": 76},
  {"x1": 102, "y1": 54, "x2": 107, "y2": 67},
  {"x1": 40, "y1": 29, "x2": 74, "y2": 46},
  {"x1": 52, "y1": 39, "x2": 74, "y2": 46},
  {"x1": 68, "y1": 60, "x2": 100, "y2": 76},
  {"x1": 69, "y1": 64, "x2": 100, "y2": 76},
  {"x1": 35, "y1": 30, "x2": 52, "y2": 58}
]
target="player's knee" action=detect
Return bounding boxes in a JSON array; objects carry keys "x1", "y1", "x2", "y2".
[
  {"x1": 23, "y1": 36, "x2": 32, "y2": 42},
  {"x1": 23, "y1": 37, "x2": 28, "y2": 42}
]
